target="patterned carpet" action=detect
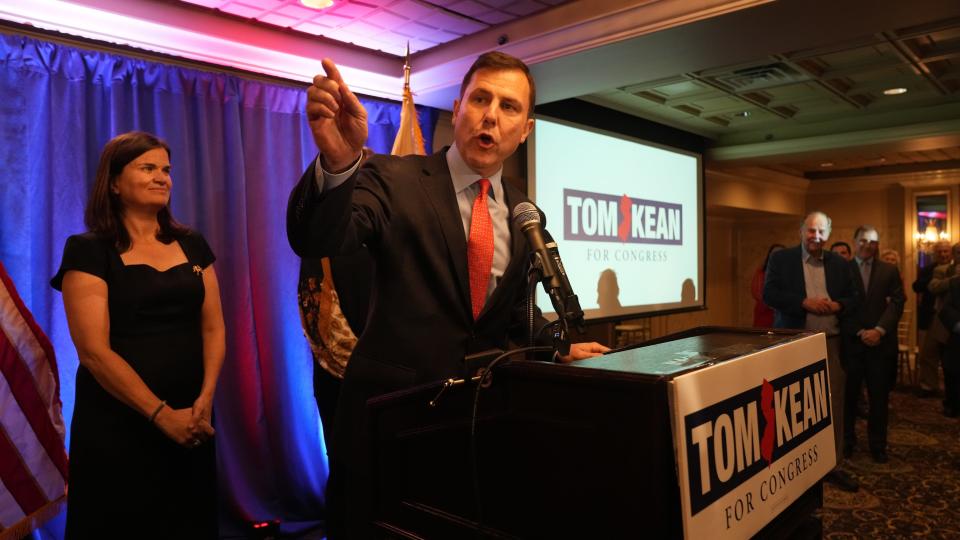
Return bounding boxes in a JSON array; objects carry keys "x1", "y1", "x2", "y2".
[{"x1": 821, "y1": 387, "x2": 960, "y2": 539}]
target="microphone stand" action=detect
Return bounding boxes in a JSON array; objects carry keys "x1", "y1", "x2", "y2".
[
  {"x1": 466, "y1": 345, "x2": 553, "y2": 536},
  {"x1": 528, "y1": 252, "x2": 573, "y2": 358},
  {"x1": 526, "y1": 267, "x2": 538, "y2": 352}
]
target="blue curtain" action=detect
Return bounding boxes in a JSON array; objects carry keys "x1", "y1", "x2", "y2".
[{"x1": 0, "y1": 33, "x2": 438, "y2": 537}]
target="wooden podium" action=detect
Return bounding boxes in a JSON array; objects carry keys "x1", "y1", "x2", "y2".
[{"x1": 364, "y1": 327, "x2": 829, "y2": 539}]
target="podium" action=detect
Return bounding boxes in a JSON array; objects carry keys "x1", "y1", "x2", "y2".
[{"x1": 365, "y1": 327, "x2": 833, "y2": 539}]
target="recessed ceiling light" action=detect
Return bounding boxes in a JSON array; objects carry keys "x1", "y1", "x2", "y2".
[
  {"x1": 734, "y1": 111, "x2": 751, "y2": 118},
  {"x1": 301, "y1": 0, "x2": 334, "y2": 9},
  {"x1": 883, "y1": 87, "x2": 908, "y2": 95},
  {"x1": 820, "y1": 162, "x2": 834, "y2": 167}
]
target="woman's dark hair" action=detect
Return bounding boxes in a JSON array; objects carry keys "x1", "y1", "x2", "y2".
[
  {"x1": 85, "y1": 131, "x2": 188, "y2": 252},
  {"x1": 763, "y1": 243, "x2": 786, "y2": 271}
]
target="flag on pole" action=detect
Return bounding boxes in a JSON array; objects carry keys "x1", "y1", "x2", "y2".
[
  {"x1": 391, "y1": 43, "x2": 427, "y2": 156},
  {"x1": 0, "y1": 260, "x2": 68, "y2": 537}
]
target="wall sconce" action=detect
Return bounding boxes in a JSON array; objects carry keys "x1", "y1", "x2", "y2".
[{"x1": 914, "y1": 223, "x2": 950, "y2": 250}]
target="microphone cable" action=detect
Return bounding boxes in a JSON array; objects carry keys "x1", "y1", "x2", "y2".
[{"x1": 469, "y1": 345, "x2": 553, "y2": 538}]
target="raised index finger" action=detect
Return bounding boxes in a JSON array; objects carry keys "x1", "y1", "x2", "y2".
[
  {"x1": 322, "y1": 58, "x2": 345, "y2": 85},
  {"x1": 320, "y1": 58, "x2": 365, "y2": 118}
]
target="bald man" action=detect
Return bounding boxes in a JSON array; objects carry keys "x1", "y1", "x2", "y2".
[{"x1": 764, "y1": 211, "x2": 860, "y2": 492}]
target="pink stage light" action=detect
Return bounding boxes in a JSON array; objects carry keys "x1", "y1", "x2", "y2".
[{"x1": 0, "y1": 0, "x2": 399, "y2": 100}]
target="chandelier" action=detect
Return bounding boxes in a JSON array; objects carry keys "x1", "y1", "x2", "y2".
[{"x1": 914, "y1": 221, "x2": 949, "y2": 250}]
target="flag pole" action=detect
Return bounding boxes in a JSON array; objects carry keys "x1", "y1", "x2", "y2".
[
  {"x1": 403, "y1": 41, "x2": 411, "y2": 90},
  {"x1": 392, "y1": 41, "x2": 426, "y2": 156}
]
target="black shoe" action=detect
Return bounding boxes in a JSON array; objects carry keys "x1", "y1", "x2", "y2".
[
  {"x1": 871, "y1": 450, "x2": 889, "y2": 464},
  {"x1": 826, "y1": 469, "x2": 859, "y2": 492}
]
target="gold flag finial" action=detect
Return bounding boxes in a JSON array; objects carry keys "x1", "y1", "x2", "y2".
[
  {"x1": 402, "y1": 41, "x2": 411, "y2": 88},
  {"x1": 392, "y1": 40, "x2": 426, "y2": 156}
]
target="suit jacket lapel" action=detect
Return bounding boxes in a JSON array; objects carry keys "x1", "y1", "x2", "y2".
[
  {"x1": 849, "y1": 259, "x2": 866, "y2": 297},
  {"x1": 796, "y1": 246, "x2": 807, "y2": 298},
  {"x1": 503, "y1": 181, "x2": 529, "y2": 282},
  {"x1": 419, "y1": 151, "x2": 472, "y2": 317}
]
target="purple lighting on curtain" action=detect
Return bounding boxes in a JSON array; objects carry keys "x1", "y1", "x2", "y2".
[{"x1": 0, "y1": 32, "x2": 437, "y2": 537}]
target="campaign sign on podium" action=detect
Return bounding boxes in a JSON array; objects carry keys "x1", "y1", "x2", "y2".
[{"x1": 669, "y1": 332, "x2": 836, "y2": 539}]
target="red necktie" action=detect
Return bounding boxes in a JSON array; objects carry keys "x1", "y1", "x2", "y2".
[{"x1": 467, "y1": 178, "x2": 494, "y2": 320}]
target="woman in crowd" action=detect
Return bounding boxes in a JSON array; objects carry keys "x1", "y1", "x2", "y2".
[
  {"x1": 880, "y1": 248, "x2": 906, "y2": 292},
  {"x1": 52, "y1": 131, "x2": 224, "y2": 538},
  {"x1": 751, "y1": 243, "x2": 785, "y2": 327}
]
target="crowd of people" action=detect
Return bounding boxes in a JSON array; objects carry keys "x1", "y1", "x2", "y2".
[
  {"x1": 913, "y1": 240, "x2": 960, "y2": 416},
  {"x1": 754, "y1": 211, "x2": 960, "y2": 493}
]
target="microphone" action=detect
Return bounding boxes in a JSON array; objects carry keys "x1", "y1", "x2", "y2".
[
  {"x1": 512, "y1": 202, "x2": 585, "y2": 332},
  {"x1": 543, "y1": 230, "x2": 574, "y2": 303},
  {"x1": 544, "y1": 233, "x2": 585, "y2": 333}
]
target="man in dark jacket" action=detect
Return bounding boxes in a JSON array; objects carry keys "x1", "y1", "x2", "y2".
[
  {"x1": 841, "y1": 226, "x2": 905, "y2": 463},
  {"x1": 913, "y1": 240, "x2": 952, "y2": 397},
  {"x1": 289, "y1": 52, "x2": 608, "y2": 538},
  {"x1": 938, "y1": 275, "x2": 960, "y2": 417},
  {"x1": 764, "y1": 211, "x2": 860, "y2": 491}
]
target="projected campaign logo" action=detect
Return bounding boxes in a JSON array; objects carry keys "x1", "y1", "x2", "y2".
[
  {"x1": 530, "y1": 116, "x2": 702, "y2": 319},
  {"x1": 563, "y1": 188, "x2": 682, "y2": 245}
]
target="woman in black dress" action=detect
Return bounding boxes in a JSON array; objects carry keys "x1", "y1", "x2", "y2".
[{"x1": 52, "y1": 131, "x2": 224, "y2": 538}]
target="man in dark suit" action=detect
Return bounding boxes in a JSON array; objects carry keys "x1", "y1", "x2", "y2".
[
  {"x1": 830, "y1": 241, "x2": 853, "y2": 261},
  {"x1": 840, "y1": 226, "x2": 905, "y2": 463},
  {"x1": 938, "y1": 275, "x2": 960, "y2": 418},
  {"x1": 288, "y1": 52, "x2": 607, "y2": 538},
  {"x1": 763, "y1": 211, "x2": 860, "y2": 491},
  {"x1": 913, "y1": 240, "x2": 952, "y2": 397}
]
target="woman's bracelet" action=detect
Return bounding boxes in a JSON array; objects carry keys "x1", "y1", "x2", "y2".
[{"x1": 149, "y1": 400, "x2": 167, "y2": 424}]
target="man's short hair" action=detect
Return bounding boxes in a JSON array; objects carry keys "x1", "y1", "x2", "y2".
[
  {"x1": 801, "y1": 211, "x2": 832, "y2": 231},
  {"x1": 459, "y1": 51, "x2": 536, "y2": 117},
  {"x1": 853, "y1": 225, "x2": 879, "y2": 240},
  {"x1": 830, "y1": 241, "x2": 851, "y2": 252}
]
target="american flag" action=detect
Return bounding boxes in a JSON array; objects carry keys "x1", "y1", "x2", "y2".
[{"x1": 0, "y1": 260, "x2": 68, "y2": 536}]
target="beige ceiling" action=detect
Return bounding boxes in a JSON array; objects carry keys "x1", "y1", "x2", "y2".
[
  {"x1": 586, "y1": 14, "x2": 960, "y2": 178},
  {"x1": 173, "y1": 0, "x2": 960, "y2": 180}
]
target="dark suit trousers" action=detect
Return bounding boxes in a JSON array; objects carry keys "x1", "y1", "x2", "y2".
[
  {"x1": 314, "y1": 365, "x2": 342, "y2": 450},
  {"x1": 944, "y1": 339, "x2": 960, "y2": 411},
  {"x1": 826, "y1": 336, "x2": 846, "y2": 460},
  {"x1": 843, "y1": 350, "x2": 893, "y2": 452},
  {"x1": 324, "y1": 463, "x2": 374, "y2": 540}
]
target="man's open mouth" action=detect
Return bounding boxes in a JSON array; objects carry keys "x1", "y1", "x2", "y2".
[{"x1": 477, "y1": 133, "x2": 494, "y2": 147}]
